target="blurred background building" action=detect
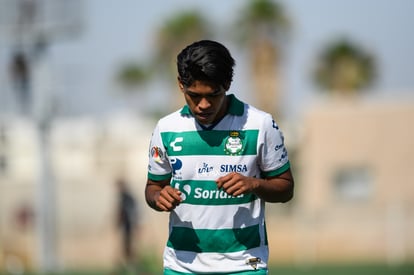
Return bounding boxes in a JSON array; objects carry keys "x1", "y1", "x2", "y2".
[{"x1": 0, "y1": 0, "x2": 413, "y2": 273}]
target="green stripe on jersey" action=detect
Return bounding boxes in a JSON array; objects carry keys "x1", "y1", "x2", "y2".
[
  {"x1": 161, "y1": 130, "x2": 258, "y2": 156},
  {"x1": 261, "y1": 161, "x2": 291, "y2": 178},
  {"x1": 173, "y1": 180, "x2": 257, "y2": 205},
  {"x1": 164, "y1": 268, "x2": 267, "y2": 275},
  {"x1": 148, "y1": 172, "x2": 171, "y2": 181},
  {"x1": 167, "y1": 224, "x2": 261, "y2": 253}
]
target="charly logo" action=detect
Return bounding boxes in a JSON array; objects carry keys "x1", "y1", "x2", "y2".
[
  {"x1": 224, "y1": 131, "x2": 244, "y2": 155},
  {"x1": 150, "y1": 146, "x2": 164, "y2": 164},
  {"x1": 170, "y1": 137, "x2": 183, "y2": 151}
]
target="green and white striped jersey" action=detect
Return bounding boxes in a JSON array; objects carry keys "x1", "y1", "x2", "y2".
[{"x1": 148, "y1": 94, "x2": 290, "y2": 274}]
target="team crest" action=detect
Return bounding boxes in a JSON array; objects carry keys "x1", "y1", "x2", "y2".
[{"x1": 224, "y1": 131, "x2": 244, "y2": 155}]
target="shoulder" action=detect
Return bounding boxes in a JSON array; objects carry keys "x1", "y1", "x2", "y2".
[
  {"x1": 245, "y1": 103, "x2": 270, "y2": 117},
  {"x1": 244, "y1": 103, "x2": 275, "y2": 126},
  {"x1": 155, "y1": 108, "x2": 193, "y2": 132},
  {"x1": 156, "y1": 108, "x2": 184, "y2": 125},
  {"x1": 235, "y1": 101, "x2": 284, "y2": 135},
  {"x1": 159, "y1": 108, "x2": 183, "y2": 121}
]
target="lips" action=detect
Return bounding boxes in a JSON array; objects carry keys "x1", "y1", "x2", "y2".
[{"x1": 196, "y1": 112, "x2": 214, "y2": 122}]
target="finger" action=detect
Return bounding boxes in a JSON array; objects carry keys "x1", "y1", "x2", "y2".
[
  {"x1": 161, "y1": 186, "x2": 181, "y2": 200},
  {"x1": 216, "y1": 172, "x2": 236, "y2": 187},
  {"x1": 155, "y1": 197, "x2": 171, "y2": 211},
  {"x1": 170, "y1": 189, "x2": 183, "y2": 202},
  {"x1": 221, "y1": 173, "x2": 240, "y2": 189},
  {"x1": 159, "y1": 189, "x2": 182, "y2": 210},
  {"x1": 224, "y1": 180, "x2": 243, "y2": 196},
  {"x1": 158, "y1": 196, "x2": 180, "y2": 211}
]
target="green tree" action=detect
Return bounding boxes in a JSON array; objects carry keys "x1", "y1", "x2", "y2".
[
  {"x1": 313, "y1": 39, "x2": 376, "y2": 95},
  {"x1": 116, "y1": 63, "x2": 150, "y2": 91},
  {"x1": 233, "y1": 0, "x2": 290, "y2": 117}
]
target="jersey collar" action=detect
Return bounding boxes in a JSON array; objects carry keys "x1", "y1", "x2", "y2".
[{"x1": 180, "y1": 94, "x2": 244, "y2": 117}]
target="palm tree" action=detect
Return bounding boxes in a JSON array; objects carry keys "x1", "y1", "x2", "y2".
[
  {"x1": 232, "y1": 0, "x2": 290, "y2": 117},
  {"x1": 153, "y1": 11, "x2": 212, "y2": 111},
  {"x1": 313, "y1": 39, "x2": 376, "y2": 95},
  {"x1": 154, "y1": 11, "x2": 212, "y2": 77}
]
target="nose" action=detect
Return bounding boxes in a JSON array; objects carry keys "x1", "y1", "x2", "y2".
[{"x1": 198, "y1": 97, "x2": 211, "y2": 110}]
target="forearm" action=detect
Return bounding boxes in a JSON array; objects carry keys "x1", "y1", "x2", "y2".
[
  {"x1": 253, "y1": 176, "x2": 294, "y2": 203},
  {"x1": 145, "y1": 183, "x2": 163, "y2": 211},
  {"x1": 145, "y1": 178, "x2": 182, "y2": 212}
]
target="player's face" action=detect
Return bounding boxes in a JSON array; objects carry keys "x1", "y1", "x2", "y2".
[{"x1": 179, "y1": 80, "x2": 228, "y2": 125}]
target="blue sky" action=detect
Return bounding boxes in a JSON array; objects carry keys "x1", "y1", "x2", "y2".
[{"x1": 3, "y1": 0, "x2": 414, "y2": 118}]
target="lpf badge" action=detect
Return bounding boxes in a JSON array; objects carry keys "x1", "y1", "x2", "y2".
[
  {"x1": 150, "y1": 146, "x2": 164, "y2": 164},
  {"x1": 224, "y1": 131, "x2": 244, "y2": 155}
]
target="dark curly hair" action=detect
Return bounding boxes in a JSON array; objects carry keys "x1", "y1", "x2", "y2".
[{"x1": 177, "y1": 40, "x2": 235, "y2": 90}]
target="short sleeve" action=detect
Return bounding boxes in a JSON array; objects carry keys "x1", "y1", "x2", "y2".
[
  {"x1": 258, "y1": 114, "x2": 290, "y2": 178},
  {"x1": 147, "y1": 123, "x2": 172, "y2": 181}
]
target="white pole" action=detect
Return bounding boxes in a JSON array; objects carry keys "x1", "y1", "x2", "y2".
[{"x1": 32, "y1": 46, "x2": 58, "y2": 272}]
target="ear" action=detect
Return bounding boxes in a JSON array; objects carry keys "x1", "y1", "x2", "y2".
[{"x1": 177, "y1": 77, "x2": 185, "y2": 91}]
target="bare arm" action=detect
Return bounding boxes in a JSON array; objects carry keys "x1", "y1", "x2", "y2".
[
  {"x1": 215, "y1": 168, "x2": 294, "y2": 203},
  {"x1": 145, "y1": 178, "x2": 183, "y2": 211}
]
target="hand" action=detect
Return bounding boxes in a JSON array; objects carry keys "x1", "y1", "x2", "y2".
[
  {"x1": 216, "y1": 172, "x2": 259, "y2": 197},
  {"x1": 153, "y1": 185, "x2": 182, "y2": 212}
]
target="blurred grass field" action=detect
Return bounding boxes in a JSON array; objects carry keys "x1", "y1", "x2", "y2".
[
  {"x1": 2, "y1": 262, "x2": 413, "y2": 275},
  {"x1": 269, "y1": 263, "x2": 414, "y2": 275}
]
